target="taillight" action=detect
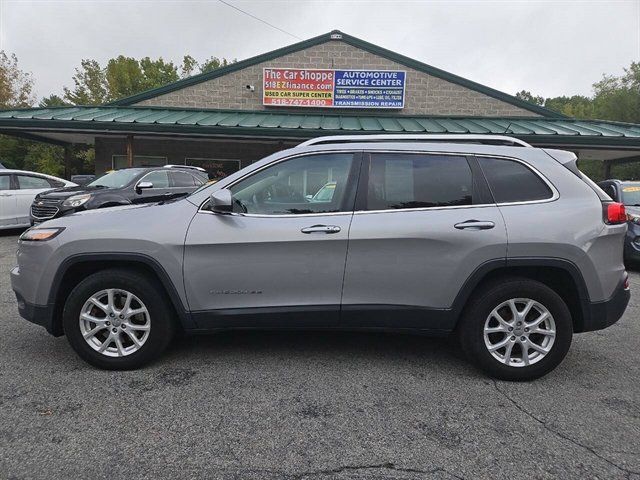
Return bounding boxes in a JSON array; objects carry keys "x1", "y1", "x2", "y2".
[{"x1": 604, "y1": 202, "x2": 626, "y2": 225}]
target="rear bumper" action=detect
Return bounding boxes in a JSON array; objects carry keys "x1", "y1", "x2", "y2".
[{"x1": 580, "y1": 276, "x2": 630, "y2": 332}]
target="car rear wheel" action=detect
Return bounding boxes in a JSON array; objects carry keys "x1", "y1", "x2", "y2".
[
  {"x1": 63, "y1": 269, "x2": 175, "y2": 369},
  {"x1": 458, "y1": 278, "x2": 572, "y2": 381}
]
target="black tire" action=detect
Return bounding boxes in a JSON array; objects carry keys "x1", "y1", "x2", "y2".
[
  {"x1": 457, "y1": 277, "x2": 572, "y2": 381},
  {"x1": 63, "y1": 269, "x2": 175, "y2": 370}
]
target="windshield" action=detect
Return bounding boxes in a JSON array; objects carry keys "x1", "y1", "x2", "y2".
[
  {"x1": 88, "y1": 169, "x2": 146, "y2": 188},
  {"x1": 621, "y1": 183, "x2": 640, "y2": 206}
]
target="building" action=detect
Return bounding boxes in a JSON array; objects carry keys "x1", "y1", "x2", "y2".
[{"x1": 1, "y1": 30, "x2": 639, "y2": 178}]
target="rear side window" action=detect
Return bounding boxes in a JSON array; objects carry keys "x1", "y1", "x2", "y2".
[
  {"x1": 170, "y1": 171, "x2": 198, "y2": 187},
  {"x1": 0, "y1": 174, "x2": 11, "y2": 190},
  {"x1": 16, "y1": 175, "x2": 52, "y2": 189},
  {"x1": 366, "y1": 153, "x2": 473, "y2": 210},
  {"x1": 478, "y1": 157, "x2": 552, "y2": 203}
]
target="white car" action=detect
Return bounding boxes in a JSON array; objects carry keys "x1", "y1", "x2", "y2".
[{"x1": 0, "y1": 169, "x2": 76, "y2": 229}]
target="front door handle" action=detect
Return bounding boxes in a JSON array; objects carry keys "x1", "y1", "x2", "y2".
[
  {"x1": 454, "y1": 220, "x2": 495, "y2": 230},
  {"x1": 301, "y1": 225, "x2": 341, "y2": 234}
]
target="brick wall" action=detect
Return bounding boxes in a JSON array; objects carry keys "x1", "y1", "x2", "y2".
[{"x1": 135, "y1": 40, "x2": 537, "y2": 117}]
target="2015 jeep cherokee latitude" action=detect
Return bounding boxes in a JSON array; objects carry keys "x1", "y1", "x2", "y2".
[{"x1": 11, "y1": 135, "x2": 631, "y2": 380}]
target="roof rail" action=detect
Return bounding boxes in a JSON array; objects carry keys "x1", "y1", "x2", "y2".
[
  {"x1": 299, "y1": 134, "x2": 533, "y2": 148},
  {"x1": 163, "y1": 164, "x2": 207, "y2": 172}
]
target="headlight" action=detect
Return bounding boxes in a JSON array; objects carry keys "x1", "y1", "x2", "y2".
[
  {"x1": 627, "y1": 213, "x2": 640, "y2": 224},
  {"x1": 20, "y1": 227, "x2": 65, "y2": 242},
  {"x1": 62, "y1": 194, "x2": 91, "y2": 207}
]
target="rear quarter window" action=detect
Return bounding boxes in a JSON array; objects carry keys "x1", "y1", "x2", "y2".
[{"x1": 478, "y1": 157, "x2": 553, "y2": 203}]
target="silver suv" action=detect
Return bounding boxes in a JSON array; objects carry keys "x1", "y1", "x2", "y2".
[{"x1": 11, "y1": 135, "x2": 631, "y2": 380}]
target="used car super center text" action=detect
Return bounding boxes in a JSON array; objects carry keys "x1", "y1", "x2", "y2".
[{"x1": 0, "y1": 30, "x2": 638, "y2": 380}]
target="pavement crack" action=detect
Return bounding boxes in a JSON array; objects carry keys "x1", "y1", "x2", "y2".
[
  {"x1": 492, "y1": 380, "x2": 639, "y2": 478},
  {"x1": 295, "y1": 461, "x2": 465, "y2": 479}
]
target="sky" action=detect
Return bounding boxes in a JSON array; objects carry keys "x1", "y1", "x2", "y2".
[{"x1": 0, "y1": 0, "x2": 639, "y2": 103}]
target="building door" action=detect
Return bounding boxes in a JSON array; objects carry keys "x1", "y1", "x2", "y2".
[
  {"x1": 341, "y1": 152, "x2": 507, "y2": 330},
  {"x1": 183, "y1": 152, "x2": 360, "y2": 328}
]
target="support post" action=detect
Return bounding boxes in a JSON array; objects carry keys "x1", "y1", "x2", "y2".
[
  {"x1": 126, "y1": 135, "x2": 134, "y2": 168},
  {"x1": 64, "y1": 144, "x2": 73, "y2": 179}
]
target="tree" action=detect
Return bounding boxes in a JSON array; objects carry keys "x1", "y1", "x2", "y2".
[
  {"x1": 39, "y1": 94, "x2": 69, "y2": 107},
  {"x1": 515, "y1": 90, "x2": 544, "y2": 106},
  {"x1": 0, "y1": 51, "x2": 35, "y2": 108},
  {"x1": 63, "y1": 59, "x2": 107, "y2": 105}
]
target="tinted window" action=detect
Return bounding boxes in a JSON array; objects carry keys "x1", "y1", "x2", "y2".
[
  {"x1": 478, "y1": 157, "x2": 552, "y2": 203},
  {"x1": 229, "y1": 153, "x2": 354, "y2": 215},
  {"x1": 170, "y1": 171, "x2": 198, "y2": 187},
  {"x1": 366, "y1": 154, "x2": 473, "y2": 210},
  {"x1": 0, "y1": 175, "x2": 11, "y2": 190},
  {"x1": 141, "y1": 170, "x2": 170, "y2": 188},
  {"x1": 16, "y1": 175, "x2": 51, "y2": 189}
]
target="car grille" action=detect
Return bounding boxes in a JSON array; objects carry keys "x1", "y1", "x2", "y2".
[{"x1": 31, "y1": 199, "x2": 60, "y2": 220}]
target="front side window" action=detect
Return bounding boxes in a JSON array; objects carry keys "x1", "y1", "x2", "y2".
[
  {"x1": 141, "y1": 170, "x2": 170, "y2": 188},
  {"x1": 478, "y1": 157, "x2": 552, "y2": 203},
  {"x1": 228, "y1": 153, "x2": 354, "y2": 215},
  {"x1": 366, "y1": 153, "x2": 473, "y2": 210},
  {"x1": 16, "y1": 175, "x2": 52, "y2": 189}
]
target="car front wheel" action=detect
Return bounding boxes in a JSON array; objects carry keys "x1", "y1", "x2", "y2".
[
  {"x1": 62, "y1": 269, "x2": 175, "y2": 369},
  {"x1": 458, "y1": 278, "x2": 573, "y2": 381}
]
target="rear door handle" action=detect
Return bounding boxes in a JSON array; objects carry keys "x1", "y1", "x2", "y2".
[
  {"x1": 454, "y1": 220, "x2": 495, "y2": 230},
  {"x1": 301, "y1": 225, "x2": 341, "y2": 234}
]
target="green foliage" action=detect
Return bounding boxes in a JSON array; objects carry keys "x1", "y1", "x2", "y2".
[
  {"x1": 39, "y1": 94, "x2": 69, "y2": 108},
  {"x1": 515, "y1": 90, "x2": 544, "y2": 106},
  {"x1": 0, "y1": 51, "x2": 35, "y2": 108},
  {"x1": 23, "y1": 143, "x2": 65, "y2": 177},
  {"x1": 63, "y1": 59, "x2": 107, "y2": 105}
]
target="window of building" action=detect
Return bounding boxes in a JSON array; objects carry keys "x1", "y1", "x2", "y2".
[
  {"x1": 478, "y1": 157, "x2": 552, "y2": 203},
  {"x1": 185, "y1": 158, "x2": 241, "y2": 180},
  {"x1": 112, "y1": 155, "x2": 167, "y2": 170},
  {"x1": 228, "y1": 153, "x2": 354, "y2": 215},
  {"x1": 366, "y1": 153, "x2": 473, "y2": 210}
]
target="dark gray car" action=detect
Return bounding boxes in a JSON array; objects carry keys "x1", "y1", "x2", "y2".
[
  {"x1": 598, "y1": 179, "x2": 640, "y2": 263},
  {"x1": 11, "y1": 135, "x2": 630, "y2": 380}
]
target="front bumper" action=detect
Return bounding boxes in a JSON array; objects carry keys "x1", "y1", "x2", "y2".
[
  {"x1": 580, "y1": 275, "x2": 630, "y2": 332},
  {"x1": 11, "y1": 266, "x2": 62, "y2": 337}
]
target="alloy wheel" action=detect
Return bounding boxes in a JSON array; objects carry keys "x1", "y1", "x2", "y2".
[
  {"x1": 79, "y1": 288, "x2": 151, "y2": 357},
  {"x1": 483, "y1": 298, "x2": 556, "y2": 367}
]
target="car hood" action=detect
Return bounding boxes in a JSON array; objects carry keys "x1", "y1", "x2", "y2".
[{"x1": 35, "y1": 185, "x2": 111, "y2": 200}]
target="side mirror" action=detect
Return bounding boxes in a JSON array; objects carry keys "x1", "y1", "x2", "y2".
[
  {"x1": 136, "y1": 181, "x2": 153, "y2": 194},
  {"x1": 210, "y1": 188, "x2": 233, "y2": 213}
]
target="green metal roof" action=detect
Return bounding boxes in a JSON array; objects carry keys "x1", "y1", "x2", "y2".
[
  {"x1": 107, "y1": 30, "x2": 564, "y2": 119},
  {"x1": 1, "y1": 106, "x2": 640, "y2": 148}
]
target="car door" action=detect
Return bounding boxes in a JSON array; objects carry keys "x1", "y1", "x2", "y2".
[
  {"x1": 183, "y1": 152, "x2": 360, "y2": 329},
  {"x1": 341, "y1": 151, "x2": 507, "y2": 330},
  {"x1": 0, "y1": 173, "x2": 17, "y2": 227},
  {"x1": 132, "y1": 170, "x2": 172, "y2": 204},
  {"x1": 14, "y1": 174, "x2": 58, "y2": 226}
]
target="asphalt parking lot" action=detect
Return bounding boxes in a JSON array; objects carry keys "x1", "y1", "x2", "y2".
[{"x1": 0, "y1": 231, "x2": 638, "y2": 480}]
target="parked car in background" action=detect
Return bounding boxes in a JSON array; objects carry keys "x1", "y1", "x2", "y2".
[
  {"x1": 598, "y1": 179, "x2": 640, "y2": 263},
  {"x1": 12, "y1": 135, "x2": 629, "y2": 381},
  {"x1": 70, "y1": 174, "x2": 96, "y2": 186},
  {"x1": 0, "y1": 169, "x2": 76, "y2": 229},
  {"x1": 30, "y1": 165, "x2": 207, "y2": 224}
]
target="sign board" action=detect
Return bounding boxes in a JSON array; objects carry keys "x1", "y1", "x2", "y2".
[{"x1": 263, "y1": 68, "x2": 406, "y2": 109}]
